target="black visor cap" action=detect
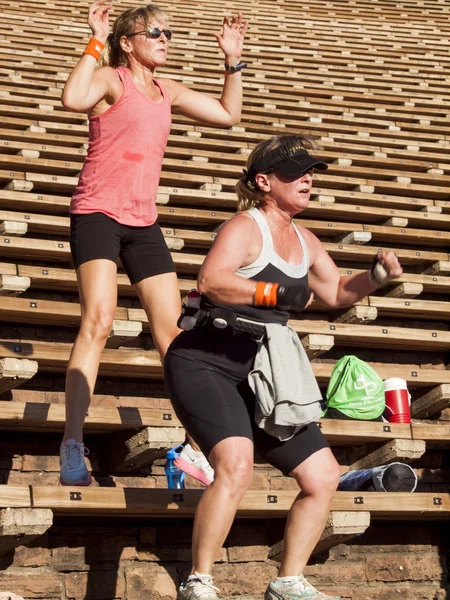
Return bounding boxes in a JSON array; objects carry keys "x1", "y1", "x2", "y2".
[
  {"x1": 274, "y1": 150, "x2": 328, "y2": 177},
  {"x1": 248, "y1": 148, "x2": 328, "y2": 181}
]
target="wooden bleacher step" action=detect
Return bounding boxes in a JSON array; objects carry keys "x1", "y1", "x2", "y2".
[
  {"x1": 0, "y1": 339, "x2": 448, "y2": 385},
  {"x1": 0, "y1": 486, "x2": 447, "y2": 520}
]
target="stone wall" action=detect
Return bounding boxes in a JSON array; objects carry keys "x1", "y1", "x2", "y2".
[{"x1": 0, "y1": 520, "x2": 448, "y2": 599}]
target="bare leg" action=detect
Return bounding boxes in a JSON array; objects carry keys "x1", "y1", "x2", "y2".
[
  {"x1": 134, "y1": 271, "x2": 182, "y2": 359},
  {"x1": 279, "y1": 447, "x2": 341, "y2": 576},
  {"x1": 134, "y1": 273, "x2": 202, "y2": 452},
  {"x1": 191, "y1": 437, "x2": 254, "y2": 573},
  {"x1": 64, "y1": 260, "x2": 118, "y2": 442}
]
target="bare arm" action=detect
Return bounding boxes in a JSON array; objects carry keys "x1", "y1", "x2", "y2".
[
  {"x1": 61, "y1": 0, "x2": 118, "y2": 112},
  {"x1": 198, "y1": 214, "x2": 260, "y2": 304},
  {"x1": 164, "y1": 14, "x2": 248, "y2": 127},
  {"x1": 305, "y1": 228, "x2": 403, "y2": 308},
  {"x1": 164, "y1": 74, "x2": 243, "y2": 127}
]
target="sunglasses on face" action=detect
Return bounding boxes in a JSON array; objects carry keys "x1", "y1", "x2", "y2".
[{"x1": 126, "y1": 27, "x2": 172, "y2": 41}]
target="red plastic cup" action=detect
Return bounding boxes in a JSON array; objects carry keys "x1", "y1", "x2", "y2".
[{"x1": 384, "y1": 377, "x2": 411, "y2": 424}]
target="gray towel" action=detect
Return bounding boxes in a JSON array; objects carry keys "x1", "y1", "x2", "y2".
[{"x1": 248, "y1": 323, "x2": 323, "y2": 441}]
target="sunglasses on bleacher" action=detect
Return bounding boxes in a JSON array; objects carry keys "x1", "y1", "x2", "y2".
[{"x1": 126, "y1": 27, "x2": 172, "y2": 41}]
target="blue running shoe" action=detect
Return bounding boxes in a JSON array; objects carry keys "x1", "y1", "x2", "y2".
[{"x1": 60, "y1": 439, "x2": 92, "y2": 486}]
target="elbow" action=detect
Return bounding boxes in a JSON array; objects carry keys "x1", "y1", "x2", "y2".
[
  {"x1": 61, "y1": 97, "x2": 76, "y2": 112},
  {"x1": 226, "y1": 113, "x2": 241, "y2": 127},
  {"x1": 61, "y1": 91, "x2": 84, "y2": 113}
]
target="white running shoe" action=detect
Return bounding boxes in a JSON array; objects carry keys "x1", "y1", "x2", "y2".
[
  {"x1": 179, "y1": 572, "x2": 220, "y2": 600},
  {"x1": 266, "y1": 575, "x2": 341, "y2": 600},
  {"x1": 60, "y1": 439, "x2": 92, "y2": 486},
  {"x1": 174, "y1": 443, "x2": 214, "y2": 486}
]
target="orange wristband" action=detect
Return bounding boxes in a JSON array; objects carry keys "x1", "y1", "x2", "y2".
[
  {"x1": 253, "y1": 281, "x2": 279, "y2": 307},
  {"x1": 83, "y1": 38, "x2": 105, "y2": 60}
]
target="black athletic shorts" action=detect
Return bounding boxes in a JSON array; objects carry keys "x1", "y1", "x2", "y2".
[
  {"x1": 164, "y1": 328, "x2": 329, "y2": 475},
  {"x1": 70, "y1": 212, "x2": 176, "y2": 285}
]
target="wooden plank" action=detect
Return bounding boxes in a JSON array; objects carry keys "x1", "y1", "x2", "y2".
[
  {"x1": 0, "y1": 339, "x2": 162, "y2": 378},
  {"x1": 0, "y1": 400, "x2": 180, "y2": 432},
  {"x1": 0, "y1": 485, "x2": 31, "y2": 508},
  {"x1": 318, "y1": 420, "x2": 411, "y2": 445},
  {"x1": 0, "y1": 262, "x2": 17, "y2": 276},
  {"x1": 16, "y1": 264, "x2": 195, "y2": 296},
  {"x1": 0, "y1": 339, "x2": 448, "y2": 386},
  {"x1": 369, "y1": 297, "x2": 450, "y2": 320},
  {"x1": 290, "y1": 319, "x2": 450, "y2": 352},
  {"x1": 0, "y1": 295, "x2": 127, "y2": 327},
  {"x1": 411, "y1": 423, "x2": 450, "y2": 448},
  {"x1": 411, "y1": 385, "x2": 450, "y2": 418},
  {"x1": 29, "y1": 487, "x2": 450, "y2": 519}
]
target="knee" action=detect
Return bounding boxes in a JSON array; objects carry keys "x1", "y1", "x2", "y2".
[
  {"x1": 79, "y1": 311, "x2": 115, "y2": 343},
  {"x1": 319, "y1": 459, "x2": 341, "y2": 494},
  {"x1": 215, "y1": 454, "x2": 253, "y2": 496},
  {"x1": 295, "y1": 457, "x2": 341, "y2": 499}
]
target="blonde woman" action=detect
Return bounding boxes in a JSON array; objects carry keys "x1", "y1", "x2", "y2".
[
  {"x1": 60, "y1": 0, "x2": 247, "y2": 485},
  {"x1": 164, "y1": 134, "x2": 403, "y2": 600}
]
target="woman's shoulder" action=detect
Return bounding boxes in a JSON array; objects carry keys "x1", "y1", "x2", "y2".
[
  {"x1": 230, "y1": 210, "x2": 259, "y2": 228},
  {"x1": 294, "y1": 221, "x2": 318, "y2": 243},
  {"x1": 215, "y1": 211, "x2": 259, "y2": 238},
  {"x1": 95, "y1": 65, "x2": 120, "y2": 79}
]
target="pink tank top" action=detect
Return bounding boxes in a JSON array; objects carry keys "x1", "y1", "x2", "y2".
[{"x1": 70, "y1": 66, "x2": 172, "y2": 226}]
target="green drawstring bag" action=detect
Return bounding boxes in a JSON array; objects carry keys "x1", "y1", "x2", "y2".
[{"x1": 322, "y1": 355, "x2": 385, "y2": 420}]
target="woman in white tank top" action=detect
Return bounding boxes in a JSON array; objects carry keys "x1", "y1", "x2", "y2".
[{"x1": 166, "y1": 134, "x2": 403, "y2": 600}]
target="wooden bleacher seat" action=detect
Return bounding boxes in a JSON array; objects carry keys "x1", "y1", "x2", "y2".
[
  {"x1": 0, "y1": 400, "x2": 181, "y2": 433},
  {"x1": 0, "y1": 486, "x2": 448, "y2": 520},
  {"x1": 0, "y1": 338, "x2": 448, "y2": 387}
]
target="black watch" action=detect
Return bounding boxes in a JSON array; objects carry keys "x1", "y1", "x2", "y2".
[{"x1": 224, "y1": 61, "x2": 247, "y2": 73}]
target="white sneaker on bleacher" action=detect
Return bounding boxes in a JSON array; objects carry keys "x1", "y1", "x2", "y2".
[
  {"x1": 174, "y1": 443, "x2": 214, "y2": 486},
  {"x1": 266, "y1": 576, "x2": 341, "y2": 600},
  {"x1": 60, "y1": 439, "x2": 92, "y2": 486},
  {"x1": 179, "y1": 572, "x2": 220, "y2": 600}
]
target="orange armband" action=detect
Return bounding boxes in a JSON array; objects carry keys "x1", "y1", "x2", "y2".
[
  {"x1": 253, "y1": 281, "x2": 279, "y2": 307},
  {"x1": 83, "y1": 38, "x2": 105, "y2": 61}
]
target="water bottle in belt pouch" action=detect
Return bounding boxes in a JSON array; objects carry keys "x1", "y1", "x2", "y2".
[{"x1": 178, "y1": 289, "x2": 202, "y2": 330}]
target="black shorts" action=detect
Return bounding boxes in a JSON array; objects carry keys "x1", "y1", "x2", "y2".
[
  {"x1": 164, "y1": 329, "x2": 329, "y2": 475},
  {"x1": 70, "y1": 212, "x2": 176, "y2": 285}
]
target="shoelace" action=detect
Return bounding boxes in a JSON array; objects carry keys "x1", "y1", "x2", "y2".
[
  {"x1": 282, "y1": 576, "x2": 319, "y2": 597},
  {"x1": 63, "y1": 442, "x2": 90, "y2": 471},
  {"x1": 188, "y1": 572, "x2": 220, "y2": 598},
  {"x1": 291, "y1": 575, "x2": 333, "y2": 599}
]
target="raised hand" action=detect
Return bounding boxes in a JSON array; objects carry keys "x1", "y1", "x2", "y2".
[
  {"x1": 211, "y1": 13, "x2": 248, "y2": 62},
  {"x1": 370, "y1": 251, "x2": 403, "y2": 287},
  {"x1": 87, "y1": 0, "x2": 113, "y2": 43}
]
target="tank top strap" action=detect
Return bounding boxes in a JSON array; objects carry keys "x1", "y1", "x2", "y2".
[
  {"x1": 114, "y1": 66, "x2": 132, "y2": 98},
  {"x1": 153, "y1": 78, "x2": 170, "y2": 106},
  {"x1": 293, "y1": 225, "x2": 310, "y2": 271},
  {"x1": 248, "y1": 207, "x2": 274, "y2": 249}
]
